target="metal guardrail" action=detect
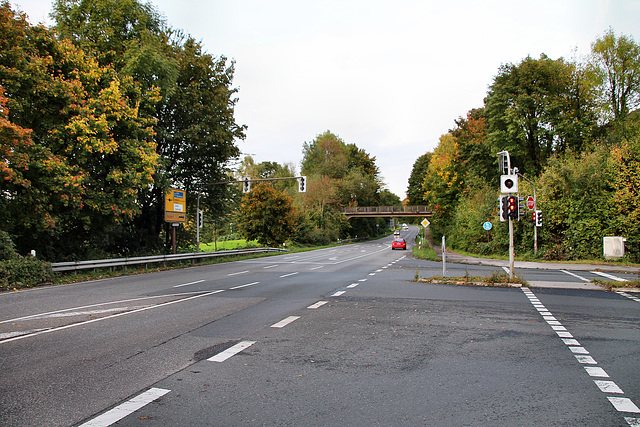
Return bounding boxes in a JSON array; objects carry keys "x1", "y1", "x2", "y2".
[{"x1": 51, "y1": 247, "x2": 287, "y2": 272}]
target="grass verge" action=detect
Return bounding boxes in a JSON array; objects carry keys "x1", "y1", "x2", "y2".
[{"x1": 414, "y1": 269, "x2": 528, "y2": 287}]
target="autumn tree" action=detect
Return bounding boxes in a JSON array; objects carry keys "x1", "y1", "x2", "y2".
[
  {"x1": 52, "y1": 0, "x2": 246, "y2": 254},
  {"x1": 0, "y1": 3, "x2": 158, "y2": 259},
  {"x1": 238, "y1": 184, "x2": 297, "y2": 247}
]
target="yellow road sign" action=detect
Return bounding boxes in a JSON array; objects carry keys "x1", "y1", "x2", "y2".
[{"x1": 165, "y1": 188, "x2": 186, "y2": 223}]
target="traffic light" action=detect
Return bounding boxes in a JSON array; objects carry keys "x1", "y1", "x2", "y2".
[
  {"x1": 242, "y1": 177, "x2": 251, "y2": 193},
  {"x1": 500, "y1": 174, "x2": 518, "y2": 193},
  {"x1": 298, "y1": 176, "x2": 306, "y2": 193},
  {"x1": 197, "y1": 210, "x2": 204, "y2": 228},
  {"x1": 532, "y1": 211, "x2": 537, "y2": 223},
  {"x1": 535, "y1": 210, "x2": 542, "y2": 227},
  {"x1": 507, "y1": 195, "x2": 518, "y2": 219},
  {"x1": 500, "y1": 196, "x2": 508, "y2": 221}
]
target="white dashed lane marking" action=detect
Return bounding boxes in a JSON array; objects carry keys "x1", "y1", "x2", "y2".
[
  {"x1": 280, "y1": 272, "x2": 299, "y2": 278},
  {"x1": 307, "y1": 301, "x2": 328, "y2": 309},
  {"x1": 270, "y1": 316, "x2": 300, "y2": 328},
  {"x1": 79, "y1": 387, "x2": 170, "y2": 427},
  {"x1": 229, "y1": 282, "x2": 259, "y2": 290},
  {"x1": 227, "y1": 270, "x2": 249, "y2": 276},
  {"x1": 522, "y1": 288, "x2": 640, "y2": 424},
  {"x1": 207, "y1": 341, "x2": 256, "y2": 362}
]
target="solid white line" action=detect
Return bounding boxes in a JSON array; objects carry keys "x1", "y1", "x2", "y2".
[
  {"x1": 228, "y1": 270, "x2": 249, "y2": 276},
  {"x1": 502, "y1": 266, "x2": 510, "y2": 274},
  {"x1": 280, "y1": 272, "x2": 299, "y2": 278},
  {"x1": 271, "y1": 316, "x2": 300, "y2": 328},
  {"x1": 608, "y1": 397, "x2": 640, "y2": 413},
  {"x1": 595, "y1": 380, "x2": 624, "y2": 394},
  {"x1": 307, "y1": 301, "x2": 328, "y2": 309},
  {"x1": 591, "y1": 271, "x2": 629, "y2": 282},
  {"x1": 1, "y1": 291, "x2": 223, "y2": 345},
  {"x1": 79, "y1": 387, "x2": 170, "y2": 427},
  {"x1": 229, "y1": 282, "x2": 259, "y2": 290},
  {"x1": 560, "y1": 270, "x2": 590, "y2": 282},
  {"x1": 173, "y1": 280, "x2": 205, "y2": 288},
  {"x1": 208, "y1": 341, "x2": 256, "y2": 362}
]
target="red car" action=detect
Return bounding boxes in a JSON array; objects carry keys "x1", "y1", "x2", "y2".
[{"x1": 392, "y1": 238, "x2": 406, "y2": 250}]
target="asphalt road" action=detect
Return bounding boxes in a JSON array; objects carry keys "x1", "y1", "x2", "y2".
[{"x1": 0, "y1": 227, "x2": 638, "y2": 426}]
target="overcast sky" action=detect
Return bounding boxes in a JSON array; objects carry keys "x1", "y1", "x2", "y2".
[{"x1": 12, "y1": 0, "x2": 640, "y2": 199}]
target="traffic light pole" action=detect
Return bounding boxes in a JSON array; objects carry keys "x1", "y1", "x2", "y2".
[{"x1": 509, "y1": 217, "x2": 514, "y2": 279}]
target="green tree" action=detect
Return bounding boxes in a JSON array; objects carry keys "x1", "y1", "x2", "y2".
[
  {"x1": 406, "y1": 152, "x2": 432, "y2": 205},
  {"x1": 609, "y1": 115, "x2": 640, "y2": 260},
  {"x1": 301, "y1": 131, "x2": 349, "y2": 179},
  {"x1": 485, "y1": 54, "x2": 596, "y2": 175},
  {"x1": 590, "y1": 28, "x2": 640, "y2": 123},
  {"x1": 537, "y1": 148, "x2": 616, "y2": 260},
  {"x1": 238, "y1": 183, "x2": 297, "y2": 247}
]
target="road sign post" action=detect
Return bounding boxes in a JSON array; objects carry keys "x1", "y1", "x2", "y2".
[{"x1": 421, "y1": 218, "x2": 430, "y2": 244}]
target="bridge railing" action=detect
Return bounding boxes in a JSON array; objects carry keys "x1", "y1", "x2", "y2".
[{"x1": 340, "y1": 206, "x2": 431, "y2": 216}]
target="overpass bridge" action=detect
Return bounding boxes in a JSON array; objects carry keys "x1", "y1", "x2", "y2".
[{"x1": 340, "y1": 205, "x2": 433, "y2": 218}]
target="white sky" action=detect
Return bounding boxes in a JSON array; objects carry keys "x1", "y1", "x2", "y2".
[{"x1": 11, "y1": 0, "x2": 640, "y2": 199}]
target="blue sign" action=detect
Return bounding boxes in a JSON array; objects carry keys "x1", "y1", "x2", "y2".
[{"x1": 483, "y1": 221, "x2": 492, "y2": 231}]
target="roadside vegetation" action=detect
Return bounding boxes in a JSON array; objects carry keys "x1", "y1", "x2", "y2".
[
  {"x1": 414, "y1": 269, "x2": 528, "y2": 288},
  {"x1": 406, "y1": 29, "x2": 640, "y2": 264},
  {"x1": 593, "y1": 278, "x2": 640, "y2": 291}
]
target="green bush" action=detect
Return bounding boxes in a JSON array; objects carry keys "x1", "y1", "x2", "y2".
[
  {"x1": 0, "y1": 230, "x2": 19, "y2": 260},
  {"x1": 0, "y1": 231, "x2": 53, "y2": 291},
  {"x1": 0, "y1": 256, "x2": 53, "y2": 291}
]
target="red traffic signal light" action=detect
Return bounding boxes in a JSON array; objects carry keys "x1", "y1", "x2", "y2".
[{"x1": 507, "y1": 196, "x2": 517, "y2": 219}]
